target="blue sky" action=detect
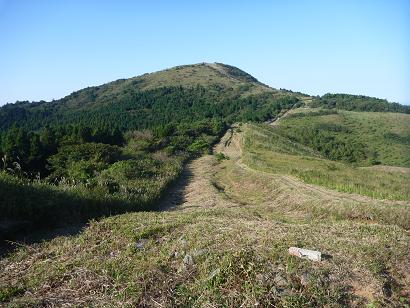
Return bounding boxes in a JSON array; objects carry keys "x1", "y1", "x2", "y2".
[{"x1": 0, "y1": 0, "x2": 409, "y2": 105}]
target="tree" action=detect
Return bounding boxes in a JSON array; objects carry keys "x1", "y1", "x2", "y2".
[{"x1": 40, "y1": 126, "x2": 57, "y2": 155}]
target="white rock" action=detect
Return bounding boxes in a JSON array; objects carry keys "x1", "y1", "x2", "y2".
[
  {"x1": 288, "y1": 247, "x2": 321, "y2": 261},
  {"x1": 183, "y1": 254, "x2": 194, "y2": 268}
]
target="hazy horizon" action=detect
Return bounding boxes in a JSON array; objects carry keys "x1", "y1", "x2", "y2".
[{"x1": 1, "y1": 0, "x2": 409, "y2": 105}]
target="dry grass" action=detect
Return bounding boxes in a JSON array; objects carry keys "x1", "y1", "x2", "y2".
[
  {"x1": 1, "y1": 126, "x2": 410, "y2": 307},
  {"x1": 134, "y1": 63, "x2": 276, "y2": 97},
  {"x1": 360, "y1": 165, "x2": 410, "y2": 174}
]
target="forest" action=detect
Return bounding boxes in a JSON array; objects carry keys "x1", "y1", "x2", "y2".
[{"x1": 0, "y1": 86, "x2": 299, "y2": 233}]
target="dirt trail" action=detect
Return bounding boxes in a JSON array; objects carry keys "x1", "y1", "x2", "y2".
[
  {"x1": 157, "y1": 125, "x2": 252, "y2": 212},
  {"x1": 159, "y1": 124, "x2": 409, "y2": 218},
  {"x1": 158, "y1": 155, "x2": 237, "y2": 212},
  {"x1": 158, "y1": 124, "x2": 250, "y2": 212},
  {"x1": 267, "y1": 108, "x2": 293, "y2": 126}
]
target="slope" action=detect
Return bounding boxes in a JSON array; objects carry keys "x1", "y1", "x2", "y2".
[
  {"x1": 244, "y1": 120, "x2": 410, "y2": 200},
  {"x1": 274, "y1": 108, "x2": 410, "y2": 167},
  {"x1": 1, "y1": 125, "x2": 409, "y2": 306}
]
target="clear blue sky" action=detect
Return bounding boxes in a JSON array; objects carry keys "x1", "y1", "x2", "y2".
[{"x1": 1, "y1": 0, "x2": 409, "y2": 105}]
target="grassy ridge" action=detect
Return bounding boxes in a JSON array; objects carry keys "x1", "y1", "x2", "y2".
[{"x1": 243, "y1": 121, "x2": 410, "y2": 201}]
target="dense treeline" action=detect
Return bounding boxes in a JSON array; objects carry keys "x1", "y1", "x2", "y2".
[
  {"x1": 0, "y1": 125, "x2": 123, "y2": 176},
  {"x1": 311, "y1": 93, "x2": 410, "y2": 113},
  {"x1": 0, "y1": 85, "x2": 299, "y2": 233},
  {"x1": 0, "y1": 87, "x2": 299, "y2": 174},
  {"x1": 0, "y1": 86, "x2": 298, "y2": 132}
]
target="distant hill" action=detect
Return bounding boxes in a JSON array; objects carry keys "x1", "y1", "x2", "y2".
[
  {"x1": 311, "y1": 93, "x2": 410, "y2": 113},
  {"x1": 0, "y1": 63, "x2": 290, "y2": 132},
  {"x1": 0, "y1": 63, "x2": 301, "y2": 230}
]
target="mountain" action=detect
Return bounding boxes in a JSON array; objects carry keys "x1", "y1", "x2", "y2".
[
  {"x1": 0, "y1": 63, "x2": 302, "y2": 232},
  {"x1": 2, "y1": 63, "x2": 408, "y2": 133},
  {"x1": 0, "y1": 63, "x2": 292, "y2": 132},
  {"x1": 1, "y1": 63, "x2": 410, "y2": 306}
]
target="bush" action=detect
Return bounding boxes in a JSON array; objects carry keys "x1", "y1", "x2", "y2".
[
  {"x1": 47, "y1": 143, "x2": 121, "y2": 181},
  {"x1": 215, "y1": 152, "x2": 229, "y2": 162}
]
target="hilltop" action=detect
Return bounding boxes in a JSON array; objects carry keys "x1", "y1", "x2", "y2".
[{"x1": 0, "y1": 63, "x2": 286, "y2": 132}]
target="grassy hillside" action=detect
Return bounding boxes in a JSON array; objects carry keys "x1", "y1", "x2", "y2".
[
  {"x1": 243, "y1": 110, "x2": 410, "y2": 200},
  {"x1": 137, "y1": 63, "x2": 271, "y2": 93},
  {"x1": 276, "y1": 109, "x2": 410, "y2": 167},
  {"x1": 1, "y1": 127, "x2": 409, "y2": 306}
]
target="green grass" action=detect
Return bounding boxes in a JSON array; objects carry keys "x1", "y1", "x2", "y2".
[
  {"x1": 243, "y1": 122, "x2": 410, "y2": 201},
  {"x1": 216, "y1": 149, "x2": 410, "y2": 230},
  {"x1": 0, "y1": 154, "x2": 184, "y2": 231}
]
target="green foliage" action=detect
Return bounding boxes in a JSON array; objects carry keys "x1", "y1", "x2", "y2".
[
  {"x1": 0, "y1": 124, "x2": 124, "y2": 176},
  {"x1": 215, "y1": 152, "x2": 229, "y2": 162},
  {"x1": 0, "y1": 153, "x2": 183, "y2": 228},
  {"x1": 280, "y1": 124, "x2": 367, "y2": 163},
  {"x1": 0, "y1": 86, "x2": 296, "y2": 133},
  {"x1": 47, "y1": 143, "x2": 121, "y2": 182},
  {"x1": 0, "y1": 83, "x2": 297, "y2": 178},
  {"x1": 187, "y1": 139, "x2": 210, "y2": 155},
  {"x1": 0, "y1": 285, "x2": 24, "y2": 303}
]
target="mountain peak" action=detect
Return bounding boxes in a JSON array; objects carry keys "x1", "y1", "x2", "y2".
[{"x1": 133, "y1": 62, "x2": 270, "y2": 94}]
